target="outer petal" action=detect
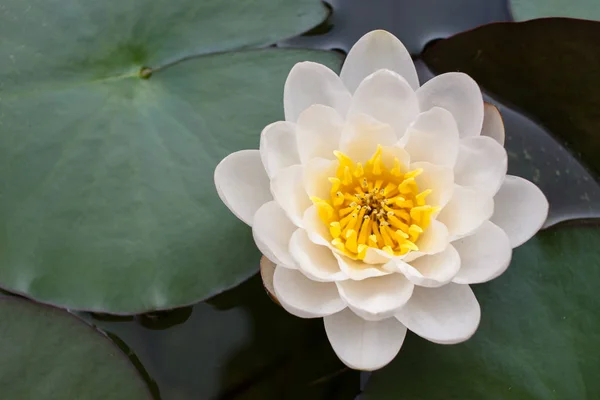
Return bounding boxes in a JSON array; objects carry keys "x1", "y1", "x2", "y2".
[
  {"x1": 324, "y1": 308, "x2": 408, "y2": 371},
  {"x1": 387, "y1": 245, "x2": 460, "y2": 287},
  {"x1": 401, "y1": 107, "x2": 460, "y2": 166},
  {"x1": 252, "y1": 201, "x2": 297, "y2": 269},
  {"x1": 491, "y1": 175, "x2": 549, "y2": 248},
  {"x1": 303, "y1": 157, "x2": 338, "y2": 200},
  {"x1": 260, "y1": 256, "x2": 278, "y2": 304},
  {"x1": 259, "y1": 121, "x2": 300, "y2": 178},
  {"x1": 437, "y1": 185, "x2": 494, "y2": 239},
  {"x1": 336, "y1": 274, "x2": 414, "y2": 321},
  {"x1": 417, "y1": 72, "x2": 484, "y2": 139},
  {"x1": 452, "y1": 221, "x2": 512, "y2": 284},
  {"x1": 454, "y1": 136, "x2": 507, "y2": 197},
  {"x1": 215, "y1": 149, "x2": 272, "y2": 227},
  {"x1": 274, "y1": 266, "x2": 346, "y2": 318},
  {"x1": 340, "y1": 30, "x2": 419, "y2": 92},
  {"x1": 296, "y1": 105, "x2": 344, "y2": 163},
  {"x1": 396, "y1": 283, "x2": 481, "y2": 344},
  {"x1": 284, "y1": 62, "x2": 351, "y2": 122},
  {"x1": 271, "y1": 165, "x2": 312, "y2": 227},
  {"x1": 289, "y1": 229, "x2": 347, "y2": 282},
  {"x1": 481, "y1": 103, "x2": 505, "y2": 145},
  {"x1": 339, "y1": 114, "x2": 397, "y2": 163},
  {"x1": 410, "y1": 161, "x2": 454, "y2": 209},
  {"x1": 334, "y1": 252, "x2": 391, "y2": 280},
  {"x1": 347, "y1": 69, "x2": 419, "y2": 139}
]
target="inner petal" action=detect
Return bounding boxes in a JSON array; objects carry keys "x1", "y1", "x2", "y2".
[{"x1": 310, "y1": 145, "x2": 440, "y2": 261}]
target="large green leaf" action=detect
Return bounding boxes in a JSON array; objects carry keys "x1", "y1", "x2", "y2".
[
  {"x1": 422, "y1": 18, "x2": 600, "y2": 178},
  {"x1": 0, "y1": 0, "x2": 341, "y2": 313},
  {"x1": 363, "y1": 224, "x2": 600, "y2": 398},
  {"x1": 510, "y1": 0, "x2": 600, "y2": 21},
  {"x1": 0, "y1": 298, "x2": 151, "y2": 398},
  {"x1": 88, "y1": 275, "x2": 360, "y2": 399}
]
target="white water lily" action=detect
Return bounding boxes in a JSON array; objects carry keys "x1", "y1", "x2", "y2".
[{"x1": 214, "y1": 30, "x2": 548, "y2": 371}]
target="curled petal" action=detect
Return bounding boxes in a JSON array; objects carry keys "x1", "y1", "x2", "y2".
[
  {"x1": 252, "y1": 201, "x2": 297, "y2": 268},
  {"x1": 481, "y1": 102, "x2": 505, "y2": 145},
  {"x1": 324, "y1": 308, "x2": 408, "y2": 371},
  {"x1": 260, "y1": 256, "x2": 278, "y2": 304},
  {"x1": 289, "y1": 229, "x2": 347, "y2": 282},
  {"x1": 214, "y1": 150, "x2": 272, "y2": 226},
  {"x1": 260, "y1": 121, "x2": 300, "y2": 178}
]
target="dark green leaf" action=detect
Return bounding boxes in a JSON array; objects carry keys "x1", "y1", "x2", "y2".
[
  {"x1": 0, "y1": 0, "x2": 341, "y2": 313},
  {"x1": 0, "y1": 298, "x2": 151, "y2": 399}
]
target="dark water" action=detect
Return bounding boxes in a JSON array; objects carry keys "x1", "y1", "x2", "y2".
[{"x1": 82, "y1": 1, "x2": 600, "y2": 399}]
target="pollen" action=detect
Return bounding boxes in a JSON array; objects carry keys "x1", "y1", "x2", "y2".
[{"x1": 311, "y1": 145, "x2": 439, "y2": 260}]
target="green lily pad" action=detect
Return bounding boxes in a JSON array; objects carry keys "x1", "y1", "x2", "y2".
[
  {"x1": 0, "y1": 298, "x2": 151, "y2": 398},
  {"x1": 422, "y1": 18, "x2": 600, "y2": 178},
  {"x1": 0, "y1": 0, "x2": 341, "y2": 313},
  {"x1": 510, "y1": 0, "x2": 600, "y2": 21},
  {"x1": 363, "y1": 224, "x2": 600, "y2": 398}
]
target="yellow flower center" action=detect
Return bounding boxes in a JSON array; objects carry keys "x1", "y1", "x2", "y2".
[{"x1": 311, "y1": 145, "x2": 439, "y2": 260}]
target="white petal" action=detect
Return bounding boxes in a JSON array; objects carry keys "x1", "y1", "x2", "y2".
[
  {"x1": 454, "y1": 136, "x2": 507, "y2": 197},
  {"x1": 491, "y1": 175, "x2": 548, "y2": 248},
  {"x1": 396, "y1": 283, "x2": 481, "y2": 344},
  {"x1": 252, "y1": 201, "x2": 297, "y2": 268},
  {"x1": 452, "y1": 221, "x2": 512, "y2": 284},
  {"x1": 339, "y1": 114, "x2": 397, "y2": 163},
  {"x1": 303, "y1": 205, "x2": 331, "y2": 246},
  {"x1": 334, "y1": 252, "x2": 391, "y2": 280},
  {"x1": 284, "y1": 62, "x2": 351, "y2": 122},
  {"x1": 215, "y1": 150, "x2": 272, "y2": 227},
  {"x1": 289, "y1": 229, "x2": 347, "y2": 282},
  {"x1": 296, "y1": 105, "x2": 344, "y2": 163},
  {"x1": 481, "y1": 103, "x2": 505, "y2": 145},
  {"x1": 273, "y1": 266, "x2": 346, "y2": 318},
  {"x1": 415, "y1": 219, "x2": 449, "y2": 255},
  {"x1": 390, "y1": 245, "x2": 460, "y2": 288},
  {"x1": 336, "y1": 274, "x2": 414, "y2": 321},
  {"x1": 347, "y1": 70, "x2": 419, "y2": 138},
  {"x1": 401, "y1": 107, "x2": 460, "y2": 166},
  {"x1": 340, "y1": 30, "x2": 419, "y2": 92},
  {"x1": 363, "y1": 247, "x2": 393, "y2": 265},
  {"x1": 260, "y1": 256, "x2": 277, "y2": 303},
  {"x1": 437, "y1": 185, "x2": 494, "y2": 239},
  {"x1": 380, "y1": 145, "x2": 411, "y2": 171},
  {"x1": 324, "y1": 308, "x2": 408, "y2": 371},
  {"x1": 303, "y1": 157, "x2": 338, "y2": 200},
  {"x1": 410, "y1": 161, "x2": 454, "y2": 209},
  {"x1": 271, "y1": 165, "x2": 312, "y2": 227},
  {"x1": 417, "y1": 72, "x2": 484, "y2": 138},
  {"x1": 259, "y1": 121, "x2": 300, "y2": 178}
]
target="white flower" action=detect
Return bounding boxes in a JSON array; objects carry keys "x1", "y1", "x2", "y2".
[{"x1": 214, "y1": 30, "x2": 549, "y2": 371}]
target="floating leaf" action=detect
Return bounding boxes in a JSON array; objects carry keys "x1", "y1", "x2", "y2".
[
  {"x1": 0, "y1": 298, "x2": 151, "y2": 398},
  {"x1": 510, "y1": 0, "x2": 600, "y2": 21},
  {"x1": 0, "y1": 0, "x2": 340, "y2": 313}
]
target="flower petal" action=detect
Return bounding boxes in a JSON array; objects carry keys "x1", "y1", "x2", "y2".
[
  {"x1": 401, "y1": 107, "x2": 460, "y2": 166},
  {"x1": 340, "y1": 30, "x2": 419, "y2": 92},
  {"x1": 303, "y1": 205, "x2": 331, "y2": 246},
  {"x1": 324, "y1": 308, "x2": 408, "y2": 371},
  {"x1": 289, "y1": 229, "x2": 347, "y2": 282},
  {"x1": 410, "y1": 161, "x2": 454, "y2": 209},
  {"x1": 260, "y1": 256, "x2": 278, "y2": 304},
  {"x1": 303, "y1": 157, "x2": 338, "y2": 200},
  {"x1": 339, "y1": 114, "x2": 397, "y2": 163},
  {"x1": 271, "y1": 165, "x2": 312, "y2": 227},
  {"x1": 415, "y1": 219, "x2": 449, "y2": 255},
  {"x1": 491, "y1": 175, "x2": 549, "y2": 248},
  {"x1": 389, "y1": 245, "x2": 460, "y2": 288},
  {"x1": 260, "y1": 121, "x2": 300, "y2": 178},
  {"x1": 454, "y1": 136, "x2": 507, "y2": 197},
  {"x1": 296, "y1": 105, "x2": 344, "y2": 163},
  {"x1": 336, "y1": 273, "x2": 414, "y2": 321},
  {"x1": 273, "y1": 266, "x2": 346, "y2": 318},
  {"x1": 452, "y1": 221, "x2": 512, "y2": 284},
  {"x1": 417, "y1": 72, "x2": 484, "y2": 138},
  {"x1": 252, "y1": 201, "x2": 297, "y2": 268},
  {"x1": 481, "y1": 102, "x2": 505, "y2": 145},
  {"x1": 334, "y1": 252, "x2": 391, "y2": 280},
  {"x1": 284, "y1": 62, "x2": 351, "y2": 122},
  {"x1": 215, "y1": 149, "x2": 272, "y2": 227},
  {"x1": 437, "y1": 185, "x2": 494, "y2": 239},
  {"x1": 396, "y1": 283, "x2": 481, "y2": 344},
  {"x1": 347, "y1": 69, "x2": 419, "y2": 138}
]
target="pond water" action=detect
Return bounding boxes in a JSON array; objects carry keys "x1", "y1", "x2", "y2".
[{"x1": 76, "y1": 1, "x2": 600, "y2": 398}]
